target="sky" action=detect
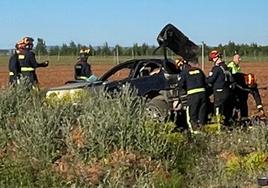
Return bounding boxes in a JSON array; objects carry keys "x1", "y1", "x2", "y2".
[{"x1": 0, "y1": 0, "x2": 268, "y2": 49}]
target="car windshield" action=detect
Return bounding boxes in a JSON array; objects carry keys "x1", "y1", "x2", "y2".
[{"x1": 104, "y1": 67, "x2": 132, "y2": 81}]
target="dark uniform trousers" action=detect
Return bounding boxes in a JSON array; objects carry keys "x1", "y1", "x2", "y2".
[
  {"x1": 237, "y1": 86, "x2": 262, "y2": 118},
  {"x1": 214, "y1": 87, "x2": 233, "y2": 125},
  {"x1": 235, "y1": 89, "x2": 249, "y2": 118},
  {"x1": 187, "y1": 91, "x2": 207, "y2": 126}
]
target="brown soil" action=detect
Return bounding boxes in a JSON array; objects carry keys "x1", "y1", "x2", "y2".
[{"x1": 0, "y1": 62, "x2": 268, "y2": 115}]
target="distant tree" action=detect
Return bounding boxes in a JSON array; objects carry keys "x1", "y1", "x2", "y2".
[
  {"x1": 114, "y1": 44, "x2": 123, "y2": 56},
  {"x1": 49, "y1": 45, "x2": 60, "y2": 56},
  {"x1": 95, "y1": 46, "x2": 102, "y2": 56},
  {"x1": 102, "y1": 42, "x2": 111, "y2": 56},
  {"x1": 88, "y1": 44, "x2": 94, "y2": 56},
  {"x1": 69, "y1": 41, "x2": 77, "y2": 56},
  {"x1": 141, "y1": 43, "x2": 149, "y2": 56},
  {"x1": 133, "y1": 43, "x2": 142, "y2": 56},
  {"x1": 60, "y1": 43, "x2": 68, "y2": 55},
  {"x1": 76, "y1": 43, "x2": 82, "y2": 56},
  {"x1": 35, "y1": 38, "x2": 47, "y2": 55}
]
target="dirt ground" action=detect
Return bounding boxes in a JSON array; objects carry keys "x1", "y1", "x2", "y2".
[{"x1": 0, "y1": 62, "x2": 268, "y2": 115}]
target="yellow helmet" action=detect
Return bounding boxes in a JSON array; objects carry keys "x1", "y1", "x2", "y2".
[
  {"x1": 79, "y1": 47, "x2": 90, "y2": 55},
  {"x1": 175, "y1": 57, "x2": 186, "y2": 68},
  {"x1": 16, "y1": 37, "x2": 34, "y2": 50}
]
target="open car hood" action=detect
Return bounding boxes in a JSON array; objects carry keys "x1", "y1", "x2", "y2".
[{"x1": 157, "y1": 24, "x2": 199, "y2": 61}]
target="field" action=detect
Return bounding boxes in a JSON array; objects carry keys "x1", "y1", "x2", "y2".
[{"x1": 0, "y1": 55, "x2": 268, "y2": 114}]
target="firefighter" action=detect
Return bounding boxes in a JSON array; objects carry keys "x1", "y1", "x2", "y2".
[
  {"x1": 8, "y1": 43, "x2": 22, "y2": 85},
  {"x1": 244, "y1": 73, "x2": 265, "y2": 116},
  {"x1": 207, "y1": 50, "x2": 234, "y2": 126},
  {"x1": 228, "y1": 52, "x2": 265, "y2": 122},
  {"x1": 178, "y1": 58, "x2": 207, "y2": 132},
  {"x1": 16, "y1": 37, "x2": 49, "y2": 87},
  {"x1": 174, "y1": 57, "x2": 191, "y2": 111},
  {"x1": 74, "y1": 47, "x2": 97, "y2": 82},
  {"x1": 232, "y1": 72, "x2": 265, "y2": 119}
]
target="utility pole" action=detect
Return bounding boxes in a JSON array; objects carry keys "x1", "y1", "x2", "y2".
[
  {"x1": 116, "y1": 46, "x2": 119, "y2": 64},
  {"x1": 57, "y1": 50, "x2": 60, "y2": 62},
  {"x1": 132, "y1": 47, "x2": 134, "y2": 59},
  {"x1": 223, "y1": 49, "x2": 226, "y2": 61},
  {"x1": 201, "y1": 41, "x2": 205, "y2": 71}
]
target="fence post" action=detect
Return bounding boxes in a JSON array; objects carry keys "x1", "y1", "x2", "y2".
[
  {"x1": 116, "y1": 46, "x2": 119, "y2": 64},
  {"x1": 201, "y1": 41, "x2": 205, "y2": 71}
]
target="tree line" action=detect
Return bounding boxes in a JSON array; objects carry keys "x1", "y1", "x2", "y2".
[{"x1": 34, "y1": 38, "x2": 268, "y2": 57}]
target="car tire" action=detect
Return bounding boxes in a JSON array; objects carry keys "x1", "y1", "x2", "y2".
[{"x1": 146, "y1": 97, "x2": 169, "y2": 122}]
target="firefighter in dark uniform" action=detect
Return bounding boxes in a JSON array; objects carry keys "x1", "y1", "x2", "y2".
[
  {"x1": 232, "y1": 72, "x2": 265, "y2": 119},
  {"x1": 8, "y1": 43, "x2": 22, "y2": 85},
  {"x1": 16, "y1": 37, "x2": 49, "y2": 86},
  {"x1": 175, "y1": 57, "x2": 191, "y2": 110},
  {"x1": 227, "y1": 53, "x2": 265, "y2": 121},
  {"x1": 207, "y1": 50, "x2": 234, "y2": 126},
  {"x1": 178, "y1": 58, "x2": 207, "y2": 132},
  {"x1": 74, "y1": 48, "x2": 97, "y2": 81}
]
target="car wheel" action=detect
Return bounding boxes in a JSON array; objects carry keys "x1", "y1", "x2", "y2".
[{"x1": 146, "y1": 97, "x2": 169, "y2": 122}]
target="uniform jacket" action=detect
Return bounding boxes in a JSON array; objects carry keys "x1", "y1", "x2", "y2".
[
  {"x1": 18, "y1": 50, "x2": 47, "y2": 84},
  {"x1": 207, "y1": 62, "x2": 233, "y2": 91},
  {"x1": 74, "y1": 61, "x2": 92, "y2": 80}
]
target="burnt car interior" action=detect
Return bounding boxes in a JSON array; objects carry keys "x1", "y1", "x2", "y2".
[{"x1": 135, "y1": 61, "x2": 162, "y2": 78}]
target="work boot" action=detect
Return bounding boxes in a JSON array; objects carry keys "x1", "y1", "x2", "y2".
[
  {"x1": 240, "y1": 117, "x2": 252, "y2": 129},
  {"x1": 190, "y1": 122, "x2": 202, "y2": 134}
]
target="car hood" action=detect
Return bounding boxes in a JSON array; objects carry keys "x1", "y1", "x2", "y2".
[
  {"x1": 157, "y1": 23, "x2": 199, "y2": 61},
  {"x1": 46, "y1": 81, "x2": 103, "y2": 99}
]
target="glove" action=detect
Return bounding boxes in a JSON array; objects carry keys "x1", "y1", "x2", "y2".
[
  {"x1": 229, "y1": 82, "x2": 237, "y2": 90},
  {"x1": 257, "y1": 105, "x2": 264, "y2": 112},
  {"x1": 257, "y1": 106, "x2": 266, "y2": 117},
  {"x1": 42, "y1": 60, "x2": 49, "y2": 67}
]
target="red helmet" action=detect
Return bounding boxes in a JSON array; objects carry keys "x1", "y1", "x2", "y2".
[
  {"x1": 209, "y1": 50, "x2": 221, "y2": 61},
  {"x1": 244, "y1": 73, "x2": 256, "y2": 87}
]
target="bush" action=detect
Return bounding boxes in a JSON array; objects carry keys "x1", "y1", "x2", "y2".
[{"x1": 1, "y1": 83, "x2": 268, "y2": 187}]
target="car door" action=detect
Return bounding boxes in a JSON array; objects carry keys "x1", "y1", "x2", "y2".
[{"x1": 130, "y1": 60, "x2": 169, "y2": 96}]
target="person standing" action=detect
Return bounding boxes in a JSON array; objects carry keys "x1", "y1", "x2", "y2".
[
  {"x1": 74, "y1": 47, "x2": 97, "y2": 82},
  {"x1": 207, "y1": 50, "x2": 234, "y2": 126},
  {"x1": 228, "y1": 53, "x2": 241, "y2": 74},
  {"x1": 228, "y1": 52, "x2": 265, "y2": 122},
  {"x1": 178, "y1": 58, "x2": 207, "y2": 132},
  {"x1": 8, "y1": 43, "x2": 22, "y2": 85},
  {"x1": 16, "y1": 37, "x2": 49, "y2": 87}
]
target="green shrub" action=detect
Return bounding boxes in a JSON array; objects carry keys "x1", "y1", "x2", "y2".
[{"x1": 1, "y1": 82, "x2": 268, "y2": 187}]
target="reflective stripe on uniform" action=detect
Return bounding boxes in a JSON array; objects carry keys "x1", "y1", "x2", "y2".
[
  {"x1": 9, "y1": 72, "x2": 14, "y2": 75},
  {"x1": 215, "y1": 107, "x2": 220, "y2": 116},
  {"x1": 18, "y1": 54, "x2": 25, "y2": 60},
  {"x1": 77, "y1": 76, "x2": 88, "y2": 80},
  {"x1": 189, "y1": 70, "x2": 200, "y2": 75},
  {"x1": 215, "y1": 107, "x2": 221, "y2": 124},
  {"x1": 21, "y1": 67, "x2": 35, "y2": 71},
  {"x1": 186, "y1": 106, "x2": 193, "y2": 133},
  {"x1": 187, "y1": 88, "x2": 205, "y2": 95}
]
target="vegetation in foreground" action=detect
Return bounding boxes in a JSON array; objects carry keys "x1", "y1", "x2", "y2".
[{"x1": 1, "y1": 83, "x2": 268, "y2": 187}]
